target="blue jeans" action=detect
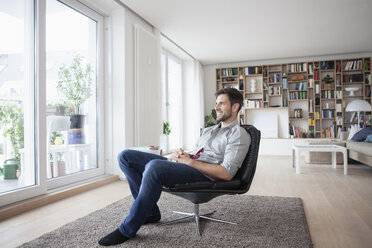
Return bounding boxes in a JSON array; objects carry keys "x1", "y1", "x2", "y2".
[{"x1": 117, "y1": 149, "x2": 211, "y2": 238}]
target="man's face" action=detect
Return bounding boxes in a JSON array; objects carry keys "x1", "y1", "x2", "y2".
[{"x1": 215, "y1": 94, "x2": 233, "y2": 122}]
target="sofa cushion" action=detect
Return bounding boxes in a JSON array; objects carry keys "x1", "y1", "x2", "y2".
[
  {"x1": 365, "y1": 134, "x2": 372, "y2": 143},
  {"x1": 347, "y1": 125, "x2": 359, "y2": 140},
  {"x1": 351, "y1": 127, "x2": 372, "y2": 141},
  {"x1": 346, "y1": 141, "x2": 372, "y2": 156}
]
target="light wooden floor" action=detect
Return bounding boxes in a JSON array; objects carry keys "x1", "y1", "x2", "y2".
[{"x1": 1, "y1": 155, "x2": 372, "y2": 248}]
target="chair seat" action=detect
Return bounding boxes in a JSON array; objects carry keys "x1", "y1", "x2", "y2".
[{"x1": 165, "y1": 179, "x2": 241, "y2": 192}]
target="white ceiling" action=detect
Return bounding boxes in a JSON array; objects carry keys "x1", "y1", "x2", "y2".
[{"x1": 119, "y1": 0, "x2": 372, "y2": 65}]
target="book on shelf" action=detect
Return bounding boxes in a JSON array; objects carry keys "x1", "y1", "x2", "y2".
[
  {"x1": 336, "y1": 115, "x2": 343, "y2": 125},
  {"x1": 344, "y1": 60, "x2": 362, "y2": 70},
  {"x1": 283, "y1": 78, "x2": 287, "y2": 88},
  {"x1": 336, "y1": 90, "x2": 343, "y2": 99},
  {"x1": 322, "y1": 109, "x2": 335, "y2": 118},
  {"x1": 308, "y1": 64, "x2": 314, "y2": 74},
  {"x1": 336, "y1": 63, "x2": 342, "y2": 73},
  {"x1": 315, "y1": 112, "x2": 320, "y2": 119},
  {"x1": 336, "y1": 103, "x2": 342, "y2": 112},
  {"x1": 309, "y1": 99, "x2": 313, "y2": 112},
  {"x1": 314, "y1": 70, "x2": 319, "y2": 80},
  {"x1": 295, "y1": 82, "x2": 308, "y2": 90},
  {"x1": 366, "y1": 74, "x2": 371, "y2": 85},
  {"x1": 364, "y1": 59, "x2": 371, "y2": 71},
  {"x1": 366, "y1": 88, "x2": 371, "y2": 98},
  {"x1": 269, "y1": 73, "x2": 281, "y2": 83},
  {"x1": 322, "y1": 124, "x2": 335, "y2": 138},
  {"x1": 245, "y1": 99, "x2": 262, "y2": 109}
]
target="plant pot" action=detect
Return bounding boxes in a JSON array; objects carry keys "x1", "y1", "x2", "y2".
[
  {"x1": 50, "y1": 161, "x2": 66, "y2": 178},
  {"x1": 69, "y1": 114, "x2": 85, "y2": 129},
  {"x1": 0, "y1": 159, "x2": 20, "y2": 179},
  {"x1": 68, "y1": 128, "x2": 85, "y2": 144}
]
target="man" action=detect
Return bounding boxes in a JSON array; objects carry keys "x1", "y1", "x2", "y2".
[{"x1": 99, "y1": 88, "x2": 251, "y2": 246}]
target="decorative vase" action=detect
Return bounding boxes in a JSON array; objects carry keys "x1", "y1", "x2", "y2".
[
  {"x1": 250, "y1": 79, "x2": 257, "y2": 93},
  {"x1": 68, "y1": 128, "x2": 85, "y2": 144}
]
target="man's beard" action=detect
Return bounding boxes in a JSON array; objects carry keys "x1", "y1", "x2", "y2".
[{"x1": 216, "y1": 110, "x2": 232, "y2": 122}]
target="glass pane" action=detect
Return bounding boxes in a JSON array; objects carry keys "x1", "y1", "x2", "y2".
[
  {"x1": 46, "y1": 0, "x2": 97, "y2": 179},
  {"x1": 0, "y1": 0, "x2": 35, "y2": 192},
  {"x1": 167, "y1": 56, "x2": 181, "y2": 151}
]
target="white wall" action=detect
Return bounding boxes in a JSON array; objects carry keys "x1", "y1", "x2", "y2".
[{"x1": 109, "y1": 8, "x2": 159, "y2": 178}]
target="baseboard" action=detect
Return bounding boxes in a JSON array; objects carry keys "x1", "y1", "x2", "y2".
[{"x1": 0, "y1": 175, "x2": 119, "y2": 221}]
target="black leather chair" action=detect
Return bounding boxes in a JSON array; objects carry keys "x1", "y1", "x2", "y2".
[{"x1": 162, "y1": 125, "x2": 261, "y2": 235}]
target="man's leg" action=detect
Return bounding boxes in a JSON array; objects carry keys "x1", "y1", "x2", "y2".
[
  {"x1": 99, "y1": 159, "x2": 210, "y2": 245},
  {"x1": 118, "y1": 149, "x2": 166, "y2": 218}
]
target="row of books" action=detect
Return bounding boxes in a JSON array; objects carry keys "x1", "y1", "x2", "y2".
[
  {"x1": 269, "y1": 73, "x2": 281, "y2": 83},
  {"x1": 321, "y1": 90, "x2": 335, "y2": 99},
  {"x1": 289, "y1": 63, "x2": 307, "y2": 73},
  {"x1": 289, "y1": 91, "x2": 308, "y2": 100},
  {"x1": 269, "y1": 86, "x2": 281, "y2": 95},
  {"x1": 289, "y1": 124, "x2": 306, "y2": 138},
  {"x1": 245, "y1": 67, "x2": 261, "y2": 75},
  {"x1": 343, "y1": 74, "x2": 363, "y2": 83},
  {"x1": 292, "y1": 82, "x2": 308, "y2": 90},
  {"x1": 322, "y1": 124, "x2": 335, "y2": 138},
  {"x1": 344, "y1": 60, "x2": 363, "y2": 70},
  {"x1": 245, "y1": 99, "x2": 262, "y2": 109},
  {"x1": 221, "y1": 68, "x2": 238, "y2": 76},
  {"x1": 322, "y1": 109, "x2": 335, "y2": 118},
  {"x1": 337, "y1": 127, "x2": 349, "y2": 138},
  {"x1": 365, "y1": 60, "x2": 371, "y2": 71},
  {"x1": 221, "y1": 84, "x2": 239, "y2": 90},
  {"x1": 282, "y1": 78, "x2": 288, "y2": 88}
]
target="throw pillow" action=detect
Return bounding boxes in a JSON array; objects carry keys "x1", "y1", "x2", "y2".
[
  {"x1": 365, "y1": 134, "x2": 372, "y2": 143},
  {"x1": 347, "y1": 125, "x2": 359, "y2": 140},
  {"x1": 351, "y1": 127, "x2": 372, "y2": 142}
]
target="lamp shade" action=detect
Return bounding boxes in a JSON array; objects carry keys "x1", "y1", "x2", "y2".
[{"x1": 345, "y1": 99, "x2": 372, "y2": 112}]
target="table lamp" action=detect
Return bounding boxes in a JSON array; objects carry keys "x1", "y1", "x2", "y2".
[{"x1": 345, "y1": 99, "x2": 372, "y2": 128}]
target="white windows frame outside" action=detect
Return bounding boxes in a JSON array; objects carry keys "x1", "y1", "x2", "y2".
[{"x1": 0, "y1": 0, "x2": 105, "y2": 207}]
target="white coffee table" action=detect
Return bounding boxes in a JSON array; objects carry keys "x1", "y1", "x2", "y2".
[{"x1": 292, "y1": 145, "x2": 348, "y2": 175}]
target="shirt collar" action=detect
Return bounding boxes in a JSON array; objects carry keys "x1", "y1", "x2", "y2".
[{"x1": 217, "y1": 119, "x2": 239, "y2": 129}]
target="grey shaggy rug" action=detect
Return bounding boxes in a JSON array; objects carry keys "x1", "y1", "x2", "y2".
[{"x1": 19, "y1": 193, "x2": 313, "y2": 248}]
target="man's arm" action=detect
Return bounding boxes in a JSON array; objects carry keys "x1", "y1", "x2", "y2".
[{"x1": 170, "y1": 149, "x2": 231, "y2": 181}]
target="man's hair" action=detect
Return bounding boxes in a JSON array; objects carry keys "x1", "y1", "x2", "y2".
[{"x1": 215, "y1": 88, "x2": 244, "y2": 113}]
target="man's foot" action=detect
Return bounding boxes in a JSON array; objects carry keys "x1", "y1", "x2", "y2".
[
  {"x1": 98, "y1": 228, "x2": 129, "y2": 246},
  {"x1": 144, "y1": 214, "x2": 161, "y2": 224}
]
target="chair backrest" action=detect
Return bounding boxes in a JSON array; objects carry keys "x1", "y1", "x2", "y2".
[{"x1": 233, "y1": 124, "x2": 261, "y2": 190}]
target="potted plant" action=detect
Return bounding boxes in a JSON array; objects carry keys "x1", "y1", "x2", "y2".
[
  {"x1": 49, "y1": 132, "x2": 66, "y2": 178},
  {"x1": 160, "y1": 122, "x2": 171, "y2": 153},
  {"x1": 0, "y1": 104, "x2": 24, "y2": 179},
  {"x1": 204, "y1": 109, "x2": 217, "y2": 127},
  {"x1": 57, "y1": 55, "x2": 93, "y2": 144},
  {"x1": 323, "y1": 75, "x2": 334, "y2": 90}
]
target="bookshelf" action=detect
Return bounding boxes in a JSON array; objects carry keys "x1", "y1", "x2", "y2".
[{"x1": 216, "y1": 57, "x2": 371, "y2": 138}]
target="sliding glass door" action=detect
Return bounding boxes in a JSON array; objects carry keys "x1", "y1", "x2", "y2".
[
  {"x1": 0, "y1": 0, "x2": 105, "y2": 206},
  {"x1": 0, "y1": 0, "x2": 36, "y2": 196},
  {"x1": 45, "y1": 0, "x2": 103, "y2": 189}
]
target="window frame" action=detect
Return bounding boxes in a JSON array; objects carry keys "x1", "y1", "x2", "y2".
[{"x1": 0, "y1": 0, "x2": 106, "y2": 207}]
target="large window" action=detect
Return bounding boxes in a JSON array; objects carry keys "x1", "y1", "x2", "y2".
[
  {"x1": 161, "y1": 50, "x2": 182, "y2": 152},
  {"x1": 45, "y1": 0, "x2": 98, "y2": 183},
  {"x1": 0, "y1": 0, "x2": 36, "y2": 194},
  {"x1": 0, "y1": 0, "x2": 104, "y2": 205}
]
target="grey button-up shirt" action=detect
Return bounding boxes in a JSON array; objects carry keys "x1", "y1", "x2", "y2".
[{"x1": 191, "y1": 120, "x2": 251, "y2": 179}]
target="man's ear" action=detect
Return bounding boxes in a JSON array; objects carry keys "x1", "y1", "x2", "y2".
[{"x1": 232, "y1": 103, "x2": 239, "y2": 113}]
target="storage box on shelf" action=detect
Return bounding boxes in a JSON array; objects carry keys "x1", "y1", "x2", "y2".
[{"x1": 215, "y1": 57, "x2": 371, "y2": 139}]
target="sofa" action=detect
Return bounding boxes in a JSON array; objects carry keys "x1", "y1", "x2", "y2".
[
  {"x1": 346, "y1": 140, "x2": 372, "y2": 166},
  {"x1": 306, "y1": 130, "x2": 372, "y2": 167}
]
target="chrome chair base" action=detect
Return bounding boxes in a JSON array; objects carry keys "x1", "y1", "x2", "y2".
[{"x1": 161, "y1": 203, "x2": 236, "y2": 236}]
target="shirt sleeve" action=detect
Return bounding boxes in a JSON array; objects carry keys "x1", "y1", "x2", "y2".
[{"x1": 221, "y1": 127, "x2": 251, "y2": 178}]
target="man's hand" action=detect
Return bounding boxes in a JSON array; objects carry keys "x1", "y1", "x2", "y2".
[{"x1": 170, "y1": 148, "x2": 193, "y2": 165}]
